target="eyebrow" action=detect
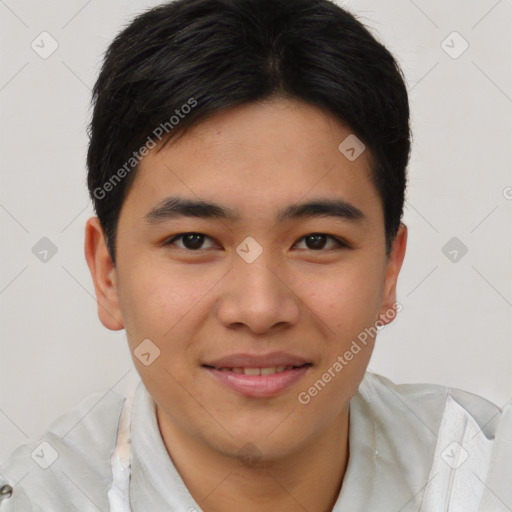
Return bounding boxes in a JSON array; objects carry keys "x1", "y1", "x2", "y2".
[{"x1": 144, "y1": 196, "x2": 367, "y2": 225}]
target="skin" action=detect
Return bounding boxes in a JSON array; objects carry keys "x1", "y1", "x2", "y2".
[{"x1": 85, "y1": 97, "x2": 407, "y2": 512}]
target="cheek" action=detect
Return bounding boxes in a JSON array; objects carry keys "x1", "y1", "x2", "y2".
[
  {"x1": 297, "y1": 261, "x2": 384, "y2": 336},
  {"x1": 119, "y1": 261, "x2": 216, "y2": 348}
]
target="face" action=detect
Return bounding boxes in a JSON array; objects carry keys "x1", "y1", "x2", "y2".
[{"x1": 85, "y1": 97, "x2": 407, "y2": 462}]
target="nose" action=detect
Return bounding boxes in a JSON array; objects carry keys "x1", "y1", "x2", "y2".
[{"x1": 214, "y1": 250, "x2": 301, "y2": 335}]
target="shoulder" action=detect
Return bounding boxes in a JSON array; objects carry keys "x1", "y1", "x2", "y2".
[
  {"x1": 350, "y1": 371, "x2": 504, "y2": 484},
  {"x1": 357, "y1": 373, "x2": 512, "y2": 509},
  {"x1": 345, "y1": 371, "x2": 511, "y2": 508},
  {"x1": 0, "y1": 387, "x2": 127, "y2": 511},
  {"x1": 357, "y1": 371, "x2": 502, "y2": 437}
]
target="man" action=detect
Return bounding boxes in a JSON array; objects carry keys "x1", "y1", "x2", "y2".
[{"x1": 1, "y1": 0, "x2": 510, "y2": 510}]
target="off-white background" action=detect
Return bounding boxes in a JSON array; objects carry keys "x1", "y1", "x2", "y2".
[{"x1": 1, "y1": 0, "x2": 511, "y2": 464}]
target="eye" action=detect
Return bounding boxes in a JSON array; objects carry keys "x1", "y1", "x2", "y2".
[
  {"x1": 293, "y1": 233, "x2": 350, "y2": 251},
  {"x1": 164, "y1": 232, "x2": 218, "y2": 251},
  {"x1": 164, "y1": 232, "x2": 351, "y2": 252}
]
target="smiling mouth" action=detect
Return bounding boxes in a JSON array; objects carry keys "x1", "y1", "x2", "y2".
[
  {"x1": 202, "y1": 363, "x2": 312, "y2": 398},
  {"x1": 203, "y1": 363, "x2": 311, "y2": 375}
]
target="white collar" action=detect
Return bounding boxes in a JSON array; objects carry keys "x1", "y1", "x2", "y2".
[{"x1": 107, "y1": 374, "x2": 497, "y2": 512}]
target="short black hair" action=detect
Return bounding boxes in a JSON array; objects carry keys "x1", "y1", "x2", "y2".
[{"x1": 87, "y1": 0, "x2": 411, "y2": 265}]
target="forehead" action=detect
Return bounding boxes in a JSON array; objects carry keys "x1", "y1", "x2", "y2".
[{"x1": 120, "y1": 98, "x2": 382, "y2": 227}]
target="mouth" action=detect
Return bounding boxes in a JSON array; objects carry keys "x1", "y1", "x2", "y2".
[
  {"x1": 202, "y1": 354, "x2": 312, "y2": 398},
  {"x1": 203, "y1": 364, "x2": 309, "y2": 375}
]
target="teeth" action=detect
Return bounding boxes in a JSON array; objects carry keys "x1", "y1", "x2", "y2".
[
  {"x1": 217, "y1": 366, "x2": 295, "y2": 375},
  {"x1": 244, "y1": 368, "x2": 261, "y2": 376}
]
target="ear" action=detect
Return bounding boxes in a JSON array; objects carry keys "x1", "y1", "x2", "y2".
[
  {"x1": 377, "y1": 222, "x2": 407, "y2": 326},
  {"x1": 84, "y1": 217, "x2": 124, "y2": 330}
]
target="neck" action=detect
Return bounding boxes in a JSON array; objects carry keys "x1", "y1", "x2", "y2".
[{"x1": 156, "y1": 407, "x2": 350, "y2": 512}]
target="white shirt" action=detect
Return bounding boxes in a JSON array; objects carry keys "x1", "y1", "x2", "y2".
[{"x1": 0, "y1": 371, "x2": 510, "y2": 511}]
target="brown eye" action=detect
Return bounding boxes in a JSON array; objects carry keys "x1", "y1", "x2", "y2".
[
  {"x1": 294, "y1": 233, "x2": 349, "y2": 251},
  {"x1": 165, "y1": 233, "x2": 217, "y2": 251}
]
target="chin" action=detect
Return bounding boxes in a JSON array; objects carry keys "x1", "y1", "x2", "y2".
[{"x1": 215, "y1": 422, "x2": 313, "y2": 463}]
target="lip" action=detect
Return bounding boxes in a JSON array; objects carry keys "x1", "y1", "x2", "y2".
[
  {"x1": 205, "y1": 366, "x2": 310, "y2": 398},
  {"x1": 202, "y1": 352, "x2": 312, "y2": 398}
]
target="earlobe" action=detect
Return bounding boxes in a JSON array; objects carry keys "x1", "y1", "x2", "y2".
[
  {"x1": 84, "y1": 217, "x2": 124, "y2": 330},
  {"x1": 377, "y1": 222, "x2": 408, "y2": 326}
]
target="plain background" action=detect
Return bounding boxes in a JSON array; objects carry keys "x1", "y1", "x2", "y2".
[{"x1": 1, "y1": 0, "x2": 511, "y2": 464}]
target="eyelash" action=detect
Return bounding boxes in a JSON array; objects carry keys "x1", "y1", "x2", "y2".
[{"x1": 163, "y1": 232, "x2": 351, "y2": 252}]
